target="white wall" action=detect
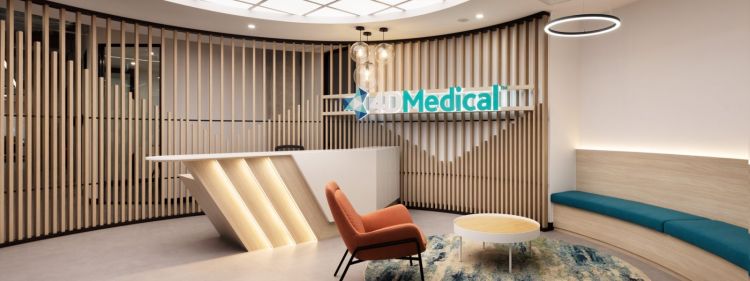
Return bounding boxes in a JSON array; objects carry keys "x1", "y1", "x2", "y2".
[
  {"x1": 577, "y1": 0, "x2": 750, "y2": 159},
  {"x1": 547, "y1": 18, "x2": 581, "y2": 221}
]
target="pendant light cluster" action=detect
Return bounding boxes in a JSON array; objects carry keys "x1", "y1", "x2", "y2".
[
  {"x1": 544, "y1": 0, "x2": 621, "y2": 38},
  {"x1": 350, "y1": 26, "x2": 393, "y2": 92}
]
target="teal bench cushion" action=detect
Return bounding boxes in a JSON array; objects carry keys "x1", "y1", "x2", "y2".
[
  {"x1": 664, "y1": 220, "x2": 750, "y2": 271},
  {"x1": 550, "y1": 191, "x2": 704, "y2": 232}
]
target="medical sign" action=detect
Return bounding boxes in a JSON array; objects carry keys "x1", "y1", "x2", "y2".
[{"x1": 343, "y1": 84, "x2": 512, "y2": 120}]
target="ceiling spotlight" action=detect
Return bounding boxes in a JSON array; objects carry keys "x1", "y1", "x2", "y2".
[
  {"x1": 247, "y1": 24, "x2": 256, "y2": 29},
  {"x1": 475, "y1": 13, "x2": 484, "y2": 19}
]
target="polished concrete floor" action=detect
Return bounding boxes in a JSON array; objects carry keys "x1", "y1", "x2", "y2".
[{"x1": 0, "y1": 210, "x2": 680, "y2": 281}]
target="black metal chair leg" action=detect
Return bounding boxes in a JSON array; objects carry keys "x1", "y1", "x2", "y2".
[
  {"x1": 417, "y1": 252, "x2": 424, "y2": 281},
  {"x1": 410, "y1": 256, "x2": 413, "y2": 266},
  {"x1": 334, "y1": 249, "x2": 348, "y2": 277},
  {"x1": 416, "y1": 243, "x2": 425, "y2": 281},
  {"x1": 339, "y1": 253, "x2": 356, "y2": 281}
]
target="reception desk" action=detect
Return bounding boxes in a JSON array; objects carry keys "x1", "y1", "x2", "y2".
[{"x1": 146, "y1": 147, "x2": 400, "y2": 251}]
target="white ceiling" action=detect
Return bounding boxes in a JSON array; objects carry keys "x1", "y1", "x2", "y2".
[
  {"x1": 164, "y1": 0, "x2": 470, "y2": 23},
  {"x1": 53, "y1": 0, "x2": 639, "y2": 41}
]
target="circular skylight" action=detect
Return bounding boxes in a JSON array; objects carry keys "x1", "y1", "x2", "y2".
[{"x1": 165, "y1": 0, "x2": 469, "y2": 24}]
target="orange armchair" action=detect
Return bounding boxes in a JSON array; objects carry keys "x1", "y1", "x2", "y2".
[{"x1": 325, "y1": 181, "x2": 427, "y2": 281}]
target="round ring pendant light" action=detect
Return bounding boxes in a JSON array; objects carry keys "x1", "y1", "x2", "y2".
[{"x1": 544, "y1": 14, "x2": 621, "y2": 37}]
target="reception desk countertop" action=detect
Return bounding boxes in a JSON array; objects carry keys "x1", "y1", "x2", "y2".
[{"x1": 146, "y1": 146, "x2": 396, "y2": 162}]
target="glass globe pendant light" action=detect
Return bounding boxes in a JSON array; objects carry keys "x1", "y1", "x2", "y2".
[
  {"x1": 354, "y1": 61, "x2": 377, "y2": 91},
  {"x1": 375, "y1": 27, "x2": 393, "y2": 64},
  {"x1": 350, "y1": 26, "x2": 369, "y2": 64}
]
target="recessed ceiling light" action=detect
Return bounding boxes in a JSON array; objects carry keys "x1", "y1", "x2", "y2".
[
  {"x1": 475, "y1": 13, "x2": 484, "y2": 19},
  {"x1": 247, "y1": 24, "x2": 256, "y2": 29}
]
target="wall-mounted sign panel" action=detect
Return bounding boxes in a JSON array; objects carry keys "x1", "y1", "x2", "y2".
[{"x1": 332, "y1": 84, "x2": 534, "y2": 120}]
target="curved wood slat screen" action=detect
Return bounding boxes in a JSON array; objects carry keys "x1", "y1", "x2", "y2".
[{"x1": 0, "y1": 0, "x2": 549, "y2": 246}]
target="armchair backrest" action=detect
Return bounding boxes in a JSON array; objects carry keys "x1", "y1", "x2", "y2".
[{"x1": 325, "y1": 181, "x2": 364, "y2": 251}]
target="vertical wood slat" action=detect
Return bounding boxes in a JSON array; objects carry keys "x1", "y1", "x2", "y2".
[
  {"x1": 34, "y1": 41, "x2": 41, "y2": 236},
  {"x1": 171, "y1": 30, "x2": 178, "y2": 217},
  {"x1": 0, "y1": 19, "x2": 5, "y2": 243},
  {"x1": 160, "y1": 27, "x2": 166, "y2": 218},
  {"x1": 58, "y1": 7, "x2": 66, "y2": 234},
  {"x1": 15, "y1": 28, "x2": 28, "y2": 239},
  {"x1": 24, "y1": 0, "x2": 32, "y2": 239},
  {"x1": 0, "y1": 20, "x2": 4, "y2": 243},
  {"x1": 106, "y1": 18, "x2": 113, "y2": 226},
  {"x1": 90, "y1": 15, "x2": 99, "y2": 228},
  {"x1": 18, "y1": 30, "x2": 25, "y2": 240},
  {"x1": 147, "y1": 26, "x2": 153, "y2": 219},
  {"x1": 121, "y1": 21, "x2": 129, "y2": 222},
  {"x1": 75, "y1": 11, "x2": 82, "y2": 230},
  {"x1": 133, "y1": 23, "x2": 141, "y2": 221},
  {"x1": 67, "y1": 60, "x2": 73, "y2": 232},
  {"x1": 7, "y1": 0, "x2": 14, "y2": 241}
]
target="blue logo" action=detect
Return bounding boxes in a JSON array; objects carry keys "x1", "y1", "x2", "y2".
[{"x1": 342, "y1": 88, "x2": 369, "y2": 120}]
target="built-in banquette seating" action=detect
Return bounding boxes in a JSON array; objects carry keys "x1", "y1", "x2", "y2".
[{"x1": 552, "y1": 150, "x2": 750, "y2": 281}]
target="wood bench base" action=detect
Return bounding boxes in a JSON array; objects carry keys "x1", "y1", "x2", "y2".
[{"x1": 553, "y1": 205, "x2": 748, "y2": 281}]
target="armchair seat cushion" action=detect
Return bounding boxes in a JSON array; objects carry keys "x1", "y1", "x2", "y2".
[
  {"x1": 663, "y1": 219, "x2": 750, "y2": 271},
  {"x1": 355, "y1": 223, "x2": 427, "y2": 261},
  {"x1": 551, "y1": 191, "x2": 704, "y2": 232}
]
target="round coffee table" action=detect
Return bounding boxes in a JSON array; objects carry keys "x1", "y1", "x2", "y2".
[{"x1": 453, "y1": 213, "x2": 540, "y2": 272}]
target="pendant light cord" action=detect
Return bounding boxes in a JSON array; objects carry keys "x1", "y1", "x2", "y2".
[{"x1": 582, "y1": 0, "x2": 587, "y2": 32}]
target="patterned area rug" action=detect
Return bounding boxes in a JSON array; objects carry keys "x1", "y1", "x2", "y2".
[{"x1": 365, "y1": 234, "x2": 650, "y2": 281}]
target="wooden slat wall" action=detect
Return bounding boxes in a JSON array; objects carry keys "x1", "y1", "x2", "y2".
[
  {"x1": 0, "y1": 0, "x2": 549, "y2": 246},
  {"x1": 322, "y1": 18, "x2": 549, "y2": 226}
]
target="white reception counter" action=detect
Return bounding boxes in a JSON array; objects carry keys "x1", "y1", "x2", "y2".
[{"x1": 146, "y1": 146, "x2": 400, "y2": 251}]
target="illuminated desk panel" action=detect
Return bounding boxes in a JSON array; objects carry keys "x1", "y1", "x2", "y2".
[{"x1": 147, "y1": 147, "x2": 400, "y2": 251}]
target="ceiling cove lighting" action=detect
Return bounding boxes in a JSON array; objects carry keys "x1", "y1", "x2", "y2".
[
  {"x1": 544, "y1": 14, "x2": 621, "y2": 37},
  {"x1": 166, "y1": 0, "x2": 469, "y2": 24}
]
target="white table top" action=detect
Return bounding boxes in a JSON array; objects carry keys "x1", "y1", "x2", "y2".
[
  {"x1": 453, "y1": 213, "x2": 540, "y2": 244},
  {"x1": 145, "y1": 146, "x2": 398, "y2": 162}
]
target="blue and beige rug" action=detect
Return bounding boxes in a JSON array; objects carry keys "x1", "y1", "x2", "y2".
[{"x1": 365, "y1": 234, "x2": 650, "y2": 281}]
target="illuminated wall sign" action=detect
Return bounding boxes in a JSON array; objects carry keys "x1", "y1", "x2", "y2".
[{"x1": 343, "y1": 84, "x2": 512, "y2": 120}]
